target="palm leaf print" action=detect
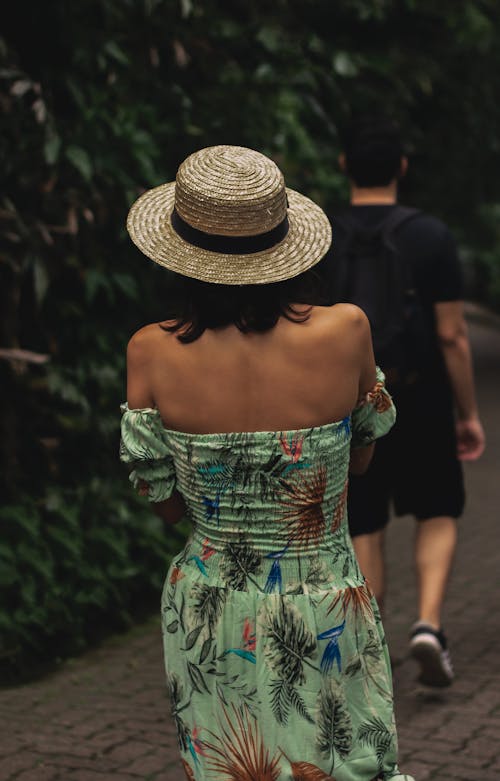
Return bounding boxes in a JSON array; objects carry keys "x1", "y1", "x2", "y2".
[
  {"x1": 198, "y1": 460, "x2": 236, "y2": 490},
  {"x1": 344, "y1": 630, "x2": 392, "y2": 704},
  {"x1": 181, "y1": 758, "x2": 196, "y2": 780},
  {"x1": 316, "y1": 680, "x2": 352, "y2": 769},
  {"x1": 289, "y1": 761, "x2": 335, "y2": 780},
  {"x1": 324, "y1": 584, "x2": 373, "y2": 621},
  {"x1": 364, "y1": 628, "x2": 383, "y2": 661},
  {"x1": 358, "y1": 717, "x2": 393, "y2": 770},
  {"x1": 263, "y1": 598, "x2": 317, "y2": 685},
  {"x1": 330, "y1": 480, "x2": 348, "y2": 533},
  {"x1": 258, "y1": 453, "x2": 294, "y2": 502},
  {"x1": 269, "y1": 679, "x2": 314, "y2": 726},
  {"x1": 303, "y1": 557, "x2": 331, "y2": 592},
  {"x1": 191, "y1": 584, "x2": 227, "y2": 636},
  {"x1": 219, "y1": 534, "x2": 262, "y2": 591},
  {"x1": 203, "y1": 702, "x2": 281, "y2": 780},
  {"x1": 351, "y1": 423, "x2": 375, "y2": 448},
  {"x1": 279, "y1": 464, "x2": 327, "y2": 548},
  {"x1": 166, "y1": 673, "x2": 191, "y2": 752}
]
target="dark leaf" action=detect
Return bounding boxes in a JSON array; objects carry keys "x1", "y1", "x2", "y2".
[
  {"x1": 199, "y1": 637, "x2": 212, "y2": 664},
  {"x1": 184, "y1": 624, "x2": 204, "y2": 650}
]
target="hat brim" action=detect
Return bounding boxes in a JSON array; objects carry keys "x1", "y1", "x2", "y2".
[{"x1": 126, "y1": 183, "x2": 332, "y2": 285}]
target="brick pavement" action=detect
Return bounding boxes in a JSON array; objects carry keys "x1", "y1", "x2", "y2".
[
  {"x1": 384, "y1": 315, "x2": 500, "y2": 780},
  {"x1": 1, "y1": 317, "x2": 499, "y2": 781}
]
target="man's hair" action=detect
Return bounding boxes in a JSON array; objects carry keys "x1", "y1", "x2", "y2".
[
  {"x1": 159, "y1": 268, "x2": 326, "y2": 343},
  {"x1": 342, "y1": 117, "x2": 404, "y2": 187}
]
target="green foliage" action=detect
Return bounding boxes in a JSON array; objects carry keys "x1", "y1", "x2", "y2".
[
  {"x1": 1, "y1": 0, "x2": 500, "y2": 676},
  {"x1": 0, "y1": 485, "x2": 188, "y2": 683}
]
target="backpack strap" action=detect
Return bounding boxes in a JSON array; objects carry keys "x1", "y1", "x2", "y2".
[
  {"x1": 334, "y1": 205, "x2": 420, "y2": 237},
  {"x1": 380, "y1": 206, "x2": 420, "y2": 238},
  {"x1": 330, "y1": 206, "x2": 421, "y2": 305},
  {"x1": 380, "y1": 207, "x2": 421, "y2": 292}
]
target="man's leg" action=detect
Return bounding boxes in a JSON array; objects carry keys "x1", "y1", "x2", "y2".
[
  {"x1": 352, "y1": 529, "x2": 386, "y2": 613},
  {"x1": 409, "y1": 514, "x2": 457, "y2": 686},
  {"x1": 415, "y1": 515, "x2": 457, "y2": 628}
]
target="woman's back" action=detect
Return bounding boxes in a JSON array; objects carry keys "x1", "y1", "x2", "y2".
[
  {"x1": 127, "y1": 304, "x2": 374, "y2": 434},
  {"x1": 120, "y1": 316, "x2": 398, "y2": 780}
]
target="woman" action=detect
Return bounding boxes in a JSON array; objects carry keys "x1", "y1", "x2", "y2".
[{"x1": 120, "y1": 145, "x2": 413, "y2": 781}]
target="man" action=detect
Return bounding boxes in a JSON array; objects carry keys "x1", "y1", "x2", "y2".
[{"x1": 318, "y1": 118, "x2": 485, "y2": 686}]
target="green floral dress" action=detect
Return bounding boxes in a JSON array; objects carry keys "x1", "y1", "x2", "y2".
[{"x1": 120, "y1": 368, "x2": 414, "y2": 781}]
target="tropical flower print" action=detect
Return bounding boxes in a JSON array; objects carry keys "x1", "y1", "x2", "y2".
[
  {"x1": 121, "y1": 369, "x2": 412, "y2": 780},
  {"x1": 365, "y1": 381, "x2": 394, "y2": 413},
  {"x1": 187, "y1": 537, "x2": 217, "y2": 576},
  {"x1": 279, "y1": 432, "x2": 312, "y2": 475},
  {"x1": 170, "y1": 566, "x2": 185, "y2": 585},
  {"x1": 317, "y1": 621, "x2": 346, "y2": 674},
  {"x1": 264, "y1": 545, "x2": 289, "y2": 593},
  {"x1": 187, "y1": 725, "x2": 208, "y2": 764},
  {"x1": 202, "y1": 493, "x2": 222, "y2": 525},
  {"x1": 222, "y1": 618, "x2": 256, "y2": 664}
]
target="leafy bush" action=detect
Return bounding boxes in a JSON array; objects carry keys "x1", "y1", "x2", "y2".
[{"x1": 0, "y1": 485, "x2": 189, "y2": 683}]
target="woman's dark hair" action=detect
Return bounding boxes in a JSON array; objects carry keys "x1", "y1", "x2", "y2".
[
  {"x1": 160, "y1": 267, "x2": 327, "y2": 343},
  {"x1": 342, "y1": 116, "x2": 404, "y2": 188}
]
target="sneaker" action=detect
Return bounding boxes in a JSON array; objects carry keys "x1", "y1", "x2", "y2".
[{"x1": 409, "y1": 621, "x2": 454, "y2": 687}]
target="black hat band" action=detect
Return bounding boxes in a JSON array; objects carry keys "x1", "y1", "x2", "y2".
[{"x1": 171, "y1": 208, "x2": 290, "y2": 255}]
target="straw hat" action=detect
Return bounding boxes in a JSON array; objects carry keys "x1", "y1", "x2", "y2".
[{"x1": 126, "y1": 145, "x2": 332, "y2": 285}]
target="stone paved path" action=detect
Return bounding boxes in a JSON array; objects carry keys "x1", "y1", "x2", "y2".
[{"x1": 1, "y1": 316, "x2": 499, "y2": 781}]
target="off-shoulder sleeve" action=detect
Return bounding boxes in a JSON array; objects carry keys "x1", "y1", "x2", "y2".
[
  {"x1": 351, "y1": 367, "x2": 396, "y2": 448},
  {"x1": 120, "y1": 403, "x2": 176, "y2": 502}
]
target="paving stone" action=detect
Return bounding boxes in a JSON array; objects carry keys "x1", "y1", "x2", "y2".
[
  {"x1": 65, "y1": 772, "x2": 140, "y2": 781},
  {"x1": 41, "y1": 754, "x2": 118, "y2": 772},
  {"x1": 124, "y1": 750, "x2": 169, "y2": 776},
  {"x1": 15, "y1": 767, "x2": 61, "y2": 781},
  {"x1": 1, "y1": 753, "x2": 46, "y2": 777},
  {"x1": 104, "y1": 739, "x2": 154, "y2": 764},
  {"x1": 397, "y1": 760, "x2": 441, "y2": 780}
]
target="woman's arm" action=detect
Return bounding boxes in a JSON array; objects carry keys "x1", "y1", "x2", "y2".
[
  {"x1": 152, "y1": 493, "x2": 187, "y2": 525},
  {"x1": 126, "y1": 328, "x2": 187, "y2": 523},
  {"x1": 126, "y1": 328, "x2": 156, "y2": 409}
]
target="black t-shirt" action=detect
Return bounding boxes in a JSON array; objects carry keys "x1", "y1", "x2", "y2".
[{"x1": 315, "y1": 204, "x2": 464, "y2": 388}]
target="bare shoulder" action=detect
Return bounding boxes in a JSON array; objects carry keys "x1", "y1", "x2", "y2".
[
  {"x1": 127, "y1": 323, "x2": 166, "y2": 365},
  {"x1": 331, "y1": 303, "x2": 369, "y2": 326},
  {"x1": 312, "y1": 304, "x2": 370, "y2": 337}
]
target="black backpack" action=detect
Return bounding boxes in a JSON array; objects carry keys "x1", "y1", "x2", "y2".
[{"x1": 331, "y1": 206, "x2": 430, "y2": 381}]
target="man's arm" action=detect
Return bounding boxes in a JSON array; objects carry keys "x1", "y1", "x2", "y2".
[
  {"x1": 349, "y1": 306, "x2": 377, "y2": 475},
  {"x1": 434, "y1": 300, "x2": 485, "y2": 460},
  {"x1": 349, "y1": 443, "x2": 375, "y2": 475}
]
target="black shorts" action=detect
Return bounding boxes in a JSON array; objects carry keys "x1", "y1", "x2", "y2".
[{"x1": 348, "y1": 379, "x2": 465, "y2": 537}]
